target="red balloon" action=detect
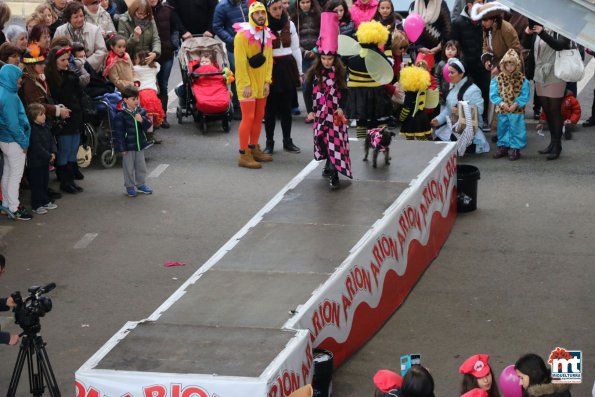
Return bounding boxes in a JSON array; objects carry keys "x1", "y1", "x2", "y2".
[
  {"x1": 498, "y1": 365, "x2": 522, "y2": 397},
  {"x1": 404, "y1": 13, "x2": 424, "y2": 43}
]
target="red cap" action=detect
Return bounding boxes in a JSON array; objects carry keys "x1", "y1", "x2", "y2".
[
  {"x1": 415, "y1": 52, "x2": 435, "y2": 71},
  {"x1": 373, "y1": 370, "x2": 403, "y2": 392},
  {"x1": 459, "y1": 354, "x2": 491, "y2": 378},
  {"x1": 461, "y1": 388, "x2": 488, "y2": 397}
]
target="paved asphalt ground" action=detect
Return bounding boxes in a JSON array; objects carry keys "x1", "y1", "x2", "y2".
[{"x1": 0, "y1": 15, "x2": 594, "y2": 395}]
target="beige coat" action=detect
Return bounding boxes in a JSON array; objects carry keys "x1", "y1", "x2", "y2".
[
  {"x1": 481, "y1": 20, "x2": 522, "y2": 67},
  {"x1": 107, "y1": 56, "x2": 136, "y2": 92},
  {"x1": 54, "y1": 22, "x2": 108, "y2": 73}
]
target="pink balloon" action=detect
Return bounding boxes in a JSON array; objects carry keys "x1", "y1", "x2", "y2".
[
  {"x1": 442, "y1": 63, "x2": 451, "y2": 83},
  {"x1": 498, "y1": 365, "x2": 522, "y2": 397},
  {"x1": 404, "y1": 13, "x2": 424, "y2": 43}
]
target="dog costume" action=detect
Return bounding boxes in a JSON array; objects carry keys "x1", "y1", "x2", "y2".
[{"x1": 233, "y1": 0, "x2": 274, "y2": 168}]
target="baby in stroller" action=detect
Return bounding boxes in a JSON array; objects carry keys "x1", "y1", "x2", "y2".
[{"x1": 188, "y1": 49, "x2": 234, "y2": 115}]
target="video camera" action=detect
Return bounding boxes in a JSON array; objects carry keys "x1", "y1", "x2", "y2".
[{"x1": 11, "y1": 283, "x2": 55, "y2": 335}]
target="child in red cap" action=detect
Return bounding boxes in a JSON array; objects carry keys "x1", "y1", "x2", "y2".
[
  {"x1": 459, "y1": 354, "x2": 501, "y2": 397},
  {"x1": 373, "y1": 369, "x2": 403, "y2": 397}
]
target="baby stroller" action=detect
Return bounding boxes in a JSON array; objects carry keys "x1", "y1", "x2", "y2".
[
  {"x1": 176, "y1": 35, "x2": 234, "y2": 133},
  {"x1": 78, "y1": 92, "x2": 121, "y2": 168}
]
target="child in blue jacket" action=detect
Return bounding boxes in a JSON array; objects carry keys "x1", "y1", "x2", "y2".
[
  {"x1": 113, "y1": 85, "x2": 153, "y2": 197},
  {"x1": 0, "y1": 64, "x2": 32, "y2": 220}
]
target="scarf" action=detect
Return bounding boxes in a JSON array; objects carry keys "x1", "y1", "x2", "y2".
[
  {"x1": 413, "y1": 0, "x2": 442, "y2": 25},
  {"x1": 133, "y1": 16, "x2": 151, "y2": 30},
  {"x1": 103, "y1": 51, "x2": 129, "y2": 77},
  {"x1": 268, "y1": 11, "x2": 287, "y2": 32},
  {"x1": 67, "y1": 23, "x2": 85, "y2": 46}
]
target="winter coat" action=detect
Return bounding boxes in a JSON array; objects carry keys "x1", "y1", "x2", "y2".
[
  {"x1": 213, "y1": 0, "x2": 249, "y2": 52},
  {"x1": 113, "y1": 106, "x2": 152, "y2": 152},
  {"x1": 152, "y1": 0, "x2": 186, "y2": 61},
  {"x1": 481, "y1": 20, "x2": 521, "y2": 68},
  {"x1": 339, "y1": 20, "x2": 356, "y2": 37},
  {"x1": 434, "y1": 76, "x2": 483, "y2": 126},
  {"x1": 523, "y1": 30, "x2": 571, "y2": 85},
  {"x1": 291, "y1": 11, "x2": 320, "y2": 53},
  {"x1": 54, "y1": 22, "x2": 108, "y2": 73},
  {"x1": 167, "y1": 0, "x2": 219, "y2": 36},
  {"x1": 19, "y1": 73, "x2": 58, "y2": 120},
  {"x1": 539, "y1": 94, "x2": 582, "y2": 124},
  {"x1": 351, "y1": 0, "x2": 378, "y2": 28},
  {"x1": 117, "y1": 12, "x2": 162, "y2": 58},
  {"x1": 47, "y1": 70, "x2": 85, "y2": 136},
  {"x1": 27, "y1": 122, "x2": 57, "y2": 168},
  {"x1": 106, "y1": 55, "x2": 136, "y2": 92},
  {"x1": 84, "y1": 5, "x2": 116, "y2": 37},
  {"x1": 408, "y1": 0, "x2": 451, "y2": 51},
  {"x1": 450, "y1": 7, "x2": 483, "y2": 69},
  {"x1": 0, "y1": 65, "x2": 30, "y2": 150},
  {"x1": 526, "y1": 383, "x2": 571, "y2": 397}
]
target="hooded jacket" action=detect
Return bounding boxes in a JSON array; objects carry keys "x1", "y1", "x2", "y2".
[
  {"x1": 213, "y1": 0, "x2": 249, "y2": 52},
  {"x1": 0, "y1": 65, "x2": 31, "y2": 150}
]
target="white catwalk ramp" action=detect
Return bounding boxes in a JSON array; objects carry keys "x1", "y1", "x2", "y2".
[{"x1": 76, "y1": 141, "x2": 458, "y2": 397}]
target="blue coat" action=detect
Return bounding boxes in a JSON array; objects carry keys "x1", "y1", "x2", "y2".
[
  {"x1": 213, "y1": 0, "x2": 249, "y2": 52},
  {"x1": 0, "y1": 65, "x2": 30, "y2": 150},
  {"x1": 113, "y1": 106, "x2": 152, "y2": 152}
]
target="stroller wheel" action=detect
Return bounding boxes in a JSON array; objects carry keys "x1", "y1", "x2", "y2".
[
  {"x1": 201, "y1": 117, "x2": 207, "y2": 133},
  {"x1": 176, "y1": 107, "x2": 183, "y2": 124},
  {"x1": 100, "y1": 149, "x2": 117, "y2": 168},
  {"x1": 222, "y1": 118, "x2": 230, "y2": 133}
]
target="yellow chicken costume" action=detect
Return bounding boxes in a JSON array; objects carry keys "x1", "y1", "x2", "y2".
[{"x1": 233, "y1": 0, "x2": 274, "y2": 168}]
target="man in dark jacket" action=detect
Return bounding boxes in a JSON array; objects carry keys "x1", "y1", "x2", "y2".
[
  {"x1": 450, "y1": 0, "x2": 490, "y2": 127},
  {"x1": 213, "y1": 0, "x2": 249, "y2": 119},
  {"x1": 167, "y1": 0, "x2": 218, "y2": 36}
]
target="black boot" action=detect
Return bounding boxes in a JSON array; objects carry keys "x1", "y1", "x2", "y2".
[
  {"x1": 283, "y1": 139, "x2": 301, "y2": 153},
  {"x1": 329, "y1": 170, "x2": 339, "y2": 190},
  {"x1": 70, "y1": 161, "x2": 84, "y2": 180},
  {"x1": 322, "y1": 159, "x2": 332, "y2": 178},
  {"x1": 546, "y1": 141, "x2": 562, "y2": 161},
  {"x1": 58, "y1": 165, "x2": 77, "y2": 194},
  {"x1": 159, "y1": 95, "x2": 171, "y2": 129},
  {"x1": 263, "y1": 140, "x2": 274, "y2": 154},
  {"x1": 538, "y1": 142, "x2": 554, "y2": 155},
  {"x1": 68, "y1": 163, "x2": 84, "y2": 192}
]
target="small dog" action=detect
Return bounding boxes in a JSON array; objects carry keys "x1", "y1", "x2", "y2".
[{"x1": 363, "y1": 127, "x2": 395, "y2": 168}]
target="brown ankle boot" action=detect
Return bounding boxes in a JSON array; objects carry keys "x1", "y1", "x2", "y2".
[
  {"x1": 238, "y1": 150, "x2": 262, "y2": 169},
  {"x1": 251, "y1": 144, "x2": 273, "y2": 162}
]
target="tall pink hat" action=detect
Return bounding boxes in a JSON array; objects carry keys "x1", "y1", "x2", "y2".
[{"x1": 317, "y1": 12, "x2": 339, "y2": 55}]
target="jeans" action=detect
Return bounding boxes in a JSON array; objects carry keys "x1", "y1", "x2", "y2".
[
  {"x1": 0, "y1": 141, "x2": 26, "y2": 212},
  {"x1": 228, "y1": 50, "x2": 240, "y2": 112},
  {"x1": 157, "y1": 57, "x2": 174, "y2": 98},
  {"x1": 28, "y1": 165, "x2": 51, "y2": 209},
  {"x1": 56, "y1": 134, "x2": 80, "y2": 166}
]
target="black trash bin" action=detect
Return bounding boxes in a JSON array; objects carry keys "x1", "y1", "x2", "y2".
[
  {"x1": 312, "y1": 348, "x2": 333, "y2": 397},
  {"x1": 457, "y1": 164, "x2": 480, "y2": 213}
]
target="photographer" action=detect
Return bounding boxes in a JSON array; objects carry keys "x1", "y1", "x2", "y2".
[{"x1": 0, "y1": 255, "x2": 20, "y2": 346}]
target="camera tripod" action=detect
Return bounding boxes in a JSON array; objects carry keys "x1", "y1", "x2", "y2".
[{"x1": 6, "y1": 332, "x2": 61, "y2": 397}]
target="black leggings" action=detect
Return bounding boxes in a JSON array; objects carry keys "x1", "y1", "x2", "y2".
[
  {"x1": 265, "y1": 90, "x2": 293, "y2": 143},
  {"x1": 540, "y1": 96, "x2": 564, "y2": 143}
]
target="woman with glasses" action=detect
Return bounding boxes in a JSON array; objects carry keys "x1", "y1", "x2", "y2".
[
  {"x1": 82, "y1": 0, "x2": 116, "y2": 39},
  {"x1": 54, "y1": 2, "x2": 108, "y2": 73},
  {"x1": 117, "y1": 0, "x2": 161, "y2": 67}
]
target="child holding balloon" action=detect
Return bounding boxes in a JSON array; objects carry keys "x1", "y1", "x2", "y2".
[
  {"x1": 435, "y1": 40, "x2": 462, "y2": 106},
  {"x1": 459, "y1": 354, "x2": 501, "y2": 397}
]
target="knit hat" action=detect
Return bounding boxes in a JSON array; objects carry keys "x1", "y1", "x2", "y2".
[
  {"x1": 499, "y1": 48, "x2": 521, "y2": 71},
  {"x1": 373, "y1": 369, "x2": 403, "y2": 393},
  {"x1": 470, "y1": 2, "x2": 510, "y2": 21},
  {"x1": 317, "y1": 12, "x2": 339, "y2": 55},
  {"x1": 248, "y1": 0, "x2": 269, "y2": 28},
  {"x1": 459, "y1": 354, "x2": 491, "y2": 378},
  {"x1": 21, "y1": 43, "x2": 47, "y2": 64}
]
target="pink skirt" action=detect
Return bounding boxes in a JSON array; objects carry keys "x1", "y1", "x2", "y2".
[{"x1": 535, "y1": 82, "x2": 565, "y2": 98}]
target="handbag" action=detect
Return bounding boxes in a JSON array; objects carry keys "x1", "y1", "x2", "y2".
[
  {"x1": 451, "y1": 102, "x2": 479, "y2": 134},
  {"x1": 554, "y1": 45, "x2": 584, "y2": 83},
  {"x1": 247, "y1": 31, "x2": 266, "y2": 68}
]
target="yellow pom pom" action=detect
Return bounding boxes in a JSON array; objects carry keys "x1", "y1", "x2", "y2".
[
  {"x1": 355, "y1": 21, "x2": 390, "y2": 45},
  {"x1": 399, "y1": 66, "x2": 431, "y2": 92}
]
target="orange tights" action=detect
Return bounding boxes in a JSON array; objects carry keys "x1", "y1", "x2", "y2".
[{"x1": 239, "y1": 98, "x2": 267, "y2": 151}]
